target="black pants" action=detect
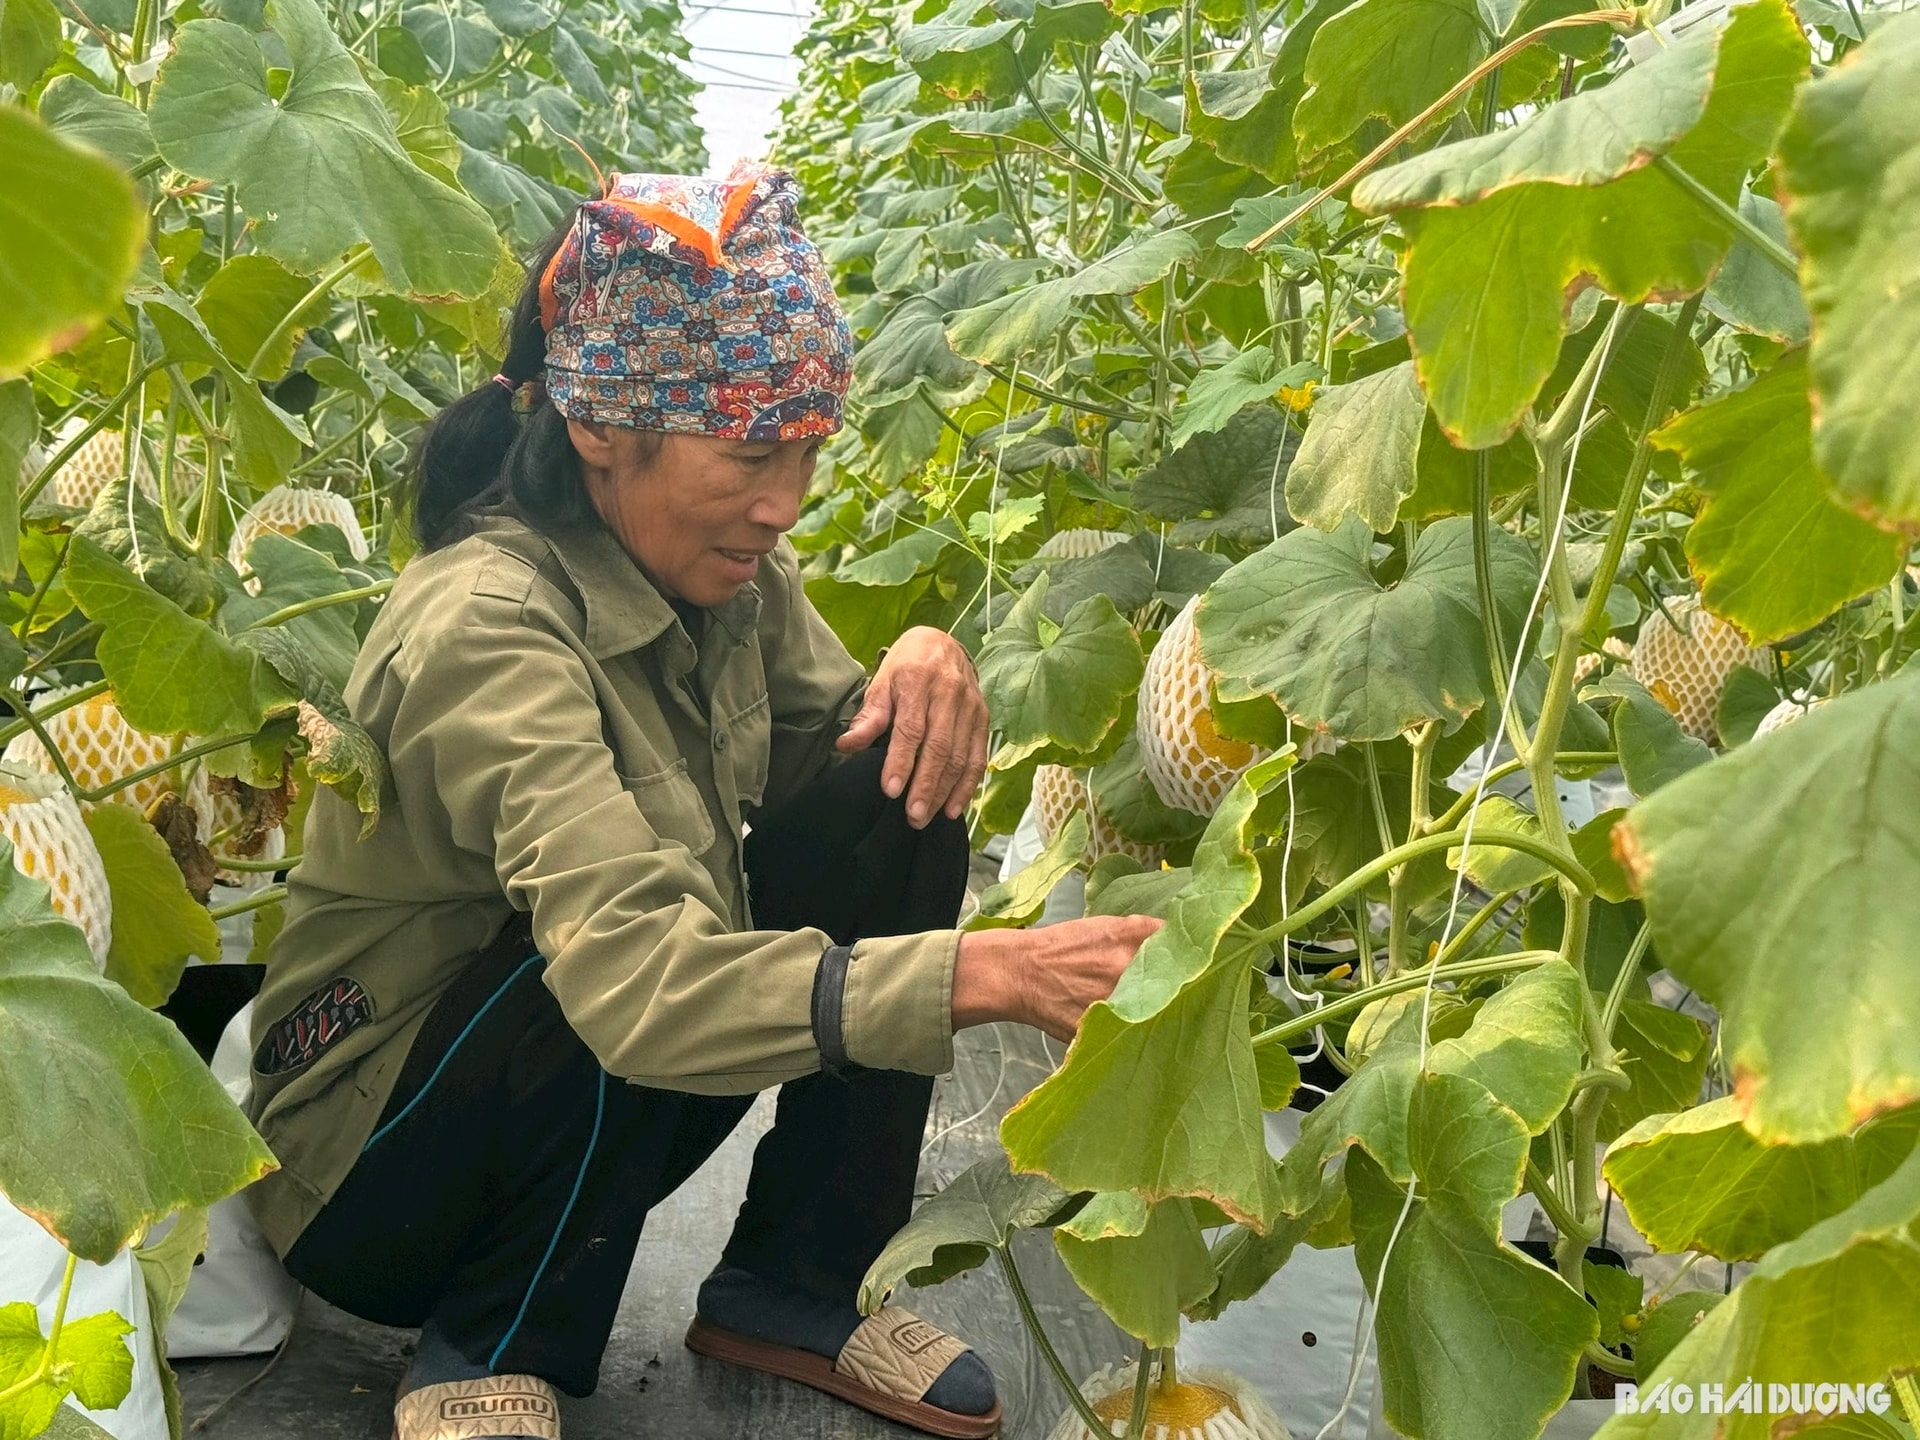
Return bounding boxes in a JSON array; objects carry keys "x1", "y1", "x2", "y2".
[{"x1": 284, "y1": 744, "x2": 968, "y2": 1397}]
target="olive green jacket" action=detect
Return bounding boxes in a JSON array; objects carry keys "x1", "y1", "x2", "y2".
[{"x1": 243, "y1": 509, "x2": 960, "y2": 1256}]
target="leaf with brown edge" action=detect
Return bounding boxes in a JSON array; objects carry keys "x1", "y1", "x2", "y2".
[{"x1": 1619, "y1": 672, "x2": 1920, "y2": 1143}]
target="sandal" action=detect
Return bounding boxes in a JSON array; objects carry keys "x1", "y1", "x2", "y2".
[
  {"x1": 391, "y1": 1375, "x2": 562, "y2": 1440},
  {"x1": 686, "y1": 1305, "x2": 1003, "y2": 1439}
]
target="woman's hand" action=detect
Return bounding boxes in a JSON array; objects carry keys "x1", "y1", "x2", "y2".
[
  {"x1": 837, "y1": 625, "x2": 989, "y2": 829},
  {"x1": 951, "y1": 916, "x2": 1164, "y2": 1042}
]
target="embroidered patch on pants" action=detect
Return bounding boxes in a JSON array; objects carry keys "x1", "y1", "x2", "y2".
[{"x1": 253, "y1": 977, "x2": 375, "y2": 1076}]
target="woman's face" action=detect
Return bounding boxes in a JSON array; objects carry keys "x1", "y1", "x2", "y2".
[{"x1": 570, "y1": 422, "x2": 821, "y2": 607}]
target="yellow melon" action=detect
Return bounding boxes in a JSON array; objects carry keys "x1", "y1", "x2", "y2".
[
  {"x1": 1752, "y1": 694, "x2": 1826, "y2": 740},
  {"x1": 1032, "y1": 763, "x2": 1164, "y2": 868},
  {"x1": 1138, "y1": 597, "x2": 1333, "y2": 816},
  {"x1": 1049, "y1": 1362, "x2": 1292, "y2": 1440},
  {"x1": 0, "y1": 764, "x2": 113, "y2": 965},
  {"x1": 1631, "y1": 595, "x2": 1768, "y2": 744},
  {"x1": 229, "y1": 484, "x2": 370, "y2": 575}
]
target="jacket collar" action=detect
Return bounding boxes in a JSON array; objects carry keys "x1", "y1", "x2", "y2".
[{"x1": 516, "y1": 516, "x2": 764, "y2": 664}]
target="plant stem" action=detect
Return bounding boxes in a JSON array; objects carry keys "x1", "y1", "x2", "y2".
[
  {"x1": 1600, "y1": 921, "x2": 1654, "y2": 1044},
  {"x1": 1429, "y1": 888, "x2": 1521, "y2": 967},
  {"x1": 83, "y1": 732, "x2": 258, "y2": 803},
  {"x1": 1523, "y1": 1159, "x2": 1589, "y2": 1245},
  {"x1": 208, "y1": 885, "x2": 287, "y2": 921},
  {"x1": 1242, "y1": 8, "x2": 1636, "y2": 251},
  {"x1": 1245, "y1": 827, "x2": 1595, "y2": 947},
  {"x1": 1158, "y1": 1345, "x2": 1176, "y2": 1393},
  {"x1": 242, "y1": 578, "x2": 396, "y2": 631},
  {"x1": 996, "y1": 1246, "x2": 1108, "y2": 1437},
  {"x1": 1893, "y1": 1375, "x2": 1920, "y2": 1429},
  {"x1": 1653, "y1": 158, "x2": 1799, "y2": 280},
  {"x1": 245, "y1": 245, "x2": 374, "y2": 382},
  {"x1": 0, "y1": 1253, "x2": 78, "y2": 1409},
  {"x1": 212, "y1": 851, "x2": 298, "y2": 872},
  {"x1": 1126, "y1": 1342, "x2": 1153, "y2": 1438},
  {"x1": 1250, "y1": 950, "x2": 1558, "y2": 1050},
  {"x1": 1429, "y1": 753, "x2": 1616, "y2": 834}
]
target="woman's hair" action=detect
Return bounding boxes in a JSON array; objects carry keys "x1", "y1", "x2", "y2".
[{"x1": 408, "y1": 221, "x2": 660, "y2": 551}]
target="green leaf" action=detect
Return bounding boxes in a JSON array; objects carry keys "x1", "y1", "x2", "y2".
[
  {"x1": 1589, "y1": 1263, "x2": 1645, "y2": 1353},
  {"x1": 1277, "y1": 1000, "x2": 1423, "y2": 1213},
  {"x1": 1604, "y1": 1097, "x2": 1920, "y2": 1262},
  {"x1": 1089, "y1": 733, "x2": 1207, "y2": 847},
  {"x1": 197, "y1": 254, "x2": 325, "y2": 384},
  {"x1": 1294, "y1": 0, "x2": 1484, "y2": 159},
  {"x1": 457, "y1": 145, "x2": 568, "y2": 252},
  {"x1": 836, "y1": 523, "x2": 956, "y2": 586},
  {"x1": 944, "y1": 231, "x2": 1198, "y2": 366},
  {"x1": 1654, "y1": 352, "x2": 1904, "y2": 646},
  {"x1": 0, "y1": 379, "x2": 30, "y2": 583},
  {"x1": 86, "y1": 807, "x2": 222, "y2": 1010},
  {"x1": 0, "y1": 108, "x2": 145, "y2": 378},
  {"x1": 1426, "y1": 959, "x2": 1585, "y2": 1134},
  {"x1": 1572, "y1": 807, "x2": 1634, "y2": 904},
  {"x1": 52, "y1": 1312, "x2": 134, "y2": 1412},
  {"x1": 39, "y1": 76, "x2": 159, "y2": 175},
  {"x1": 1353, "y1": 0, "x2": 1809, "y2": 447},
  {"x1": 1448, "y1": 793, "x2": 1555, "y2": 892},
  {"x1": 1053, "y1": 1193, "x2": 1215, "y2": 1347},
  {"x1": 65, "y1": 537, "x2": 296, "y2": 737},
  {"x1": 1002, "y1": 754, "x2": 1296, "y2": 1228},
  {"x1": 1705, "y1": 189, "x2": 1810, "y2": 343},
  {"x1": 1173, "y1": 346, "x2": 1317, "y2": 449},
  {"x1": 1199, "y1": 516, "x2": 1537, "y2": 741},
  {"x1": 0, "y1": 839, "x2": 275, "y2": 1262},
  {"x1": 149, "y1": 0, "x2": 504, "y2": 301},
  {"x1": 857, "y1": 1155, "x2": 1077, "y2": 1312},
  {"x1": 0, "y1": 0, "x2": 58, "y2": 87},
  {"x1": 1603, "y1": 997, "x2": 1712, "y2": 1142},
  {"x1": 967, "y1": 810, "x2": 1088, "y2": 929},
  {"x1": 238, "y1": 626, "x2": 386, "y2": 834},
  {"x1": 1591, "y1": 673, "x2": 1711, "y2": 798},
  {"x1": 1350, "y1": 1149, "x2": 1598, "y2": 1440},
  {"x1": 1284, "y1": 360, "x2": 1425, "y2": 533},
  {"x1": 1776, "y1": 10, "x2": 1920, "y2": 532},
  {"x1": 1618, "y1": 672, "x2": 1920, "y2": 1143},
  {"x1": 1409, "y1": 1070, "x2": 1531, "y2": 1236},
  {"x1": 136, "y1": 1206, "x2": 208, "y2": 1436},
  {"x1": 898, "y1": 16, "x2": 1025, "y2": 101},
  {"x1": 975, "y1": 577, "x2": 1144, "y2": 763},
  {"x1": 71, "y1": 479, "x2": 223, "y2": 619},
  {"x1": 221, "y1": 532, "x2": 364, "y2": 696},
  {"x1": 1600, "y1": 1146, "x2": 1920, "y2": 1440},
  {"x1": 1715, "y1": 664, "x2": 1780, "y2": 748},
  {"x1": 1133, "y1": 405, "x2": 1295, "y2": 545},
  {"x1": 806, "y1": 572, "x2": 932, "y2": 668},
  {"x1": 0, "y1": 1303, "x2": 61, "y2": 1440}
]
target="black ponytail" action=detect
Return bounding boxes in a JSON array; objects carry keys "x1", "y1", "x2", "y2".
[{"x1": 411, "y1": 221, "x2": 594, "y2": 551}]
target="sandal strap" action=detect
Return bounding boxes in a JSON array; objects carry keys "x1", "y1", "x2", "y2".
[
  {"x1": 832, "y1": 1306, "x2": 970, "y2": 1405},
  {"x1": 393, "y1": 1375, "x2": 561, "y2": 1440}
]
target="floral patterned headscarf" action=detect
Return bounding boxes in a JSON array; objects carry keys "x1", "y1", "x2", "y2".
[{"x1": 537, "y1": 160, "x2": 851, "y2": 442}]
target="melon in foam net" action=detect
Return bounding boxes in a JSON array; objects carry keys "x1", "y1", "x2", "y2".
[
  {"x1": 0, "y1": 764, "x2": 113, "y2": 966},
  {"x1": 49, "y1": 425, "x2": 158, "y2": 511},
  {"x1": 1630, "y1": 594, "x2": 1768, "y2": 745},
  {"x1": 1138, "y1": 597, "x2": 1333, "y2": 817},
  {"x1": 1048, "y1": 1362, "x2": 1292, "y2": 1440},
  {"x1": 229, "y1": 484, "x2": 370, "y2": 573},
  {"x1": 1032, "y1": 762, "x2": 1163, "y2": 868},
  {"x1": 2, "y1": 686, "x2": 208, "y2": 820}
]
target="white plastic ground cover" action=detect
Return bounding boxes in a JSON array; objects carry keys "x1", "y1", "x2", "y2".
[{"x1": 0, "y1": 1202, "x2": 169, "y2": 1440}]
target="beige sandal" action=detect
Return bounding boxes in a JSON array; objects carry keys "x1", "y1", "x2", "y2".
[
  {"x1": 686, "y1": 1305, "x2": 1002, "y2": 1439},
  {"x1": 391, "y1": 1374, "x2": 562, "y2": 1439}
]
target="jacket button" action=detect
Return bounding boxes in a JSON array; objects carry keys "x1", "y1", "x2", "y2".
[{"x1": 713, "y1": 730, "x2": 729, "y2": 751}]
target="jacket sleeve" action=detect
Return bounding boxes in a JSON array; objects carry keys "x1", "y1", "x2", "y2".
[
  {"x1": 387, "y1": 617, "x2": 956, "y2": 1094},
  {"x1": 753, "y1": 539, "x2": 870, "y2": 817}
]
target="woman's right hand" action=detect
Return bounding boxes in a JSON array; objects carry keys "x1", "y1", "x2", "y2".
[{"x1": 951, "y1": 915, "x2": 1164, "y2": 1043}]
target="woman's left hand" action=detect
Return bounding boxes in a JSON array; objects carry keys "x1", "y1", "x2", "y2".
[{"x1": 837, "y1": 626, "x2": 989, "y2": 829}]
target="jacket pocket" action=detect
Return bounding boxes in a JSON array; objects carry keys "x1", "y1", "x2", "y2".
[
  {"x1": 724, "y1": 693, "x2": 773, "y2": 810},
  {"x1": 620, "y1": 758, "x2": 717, "y2": 858}
]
